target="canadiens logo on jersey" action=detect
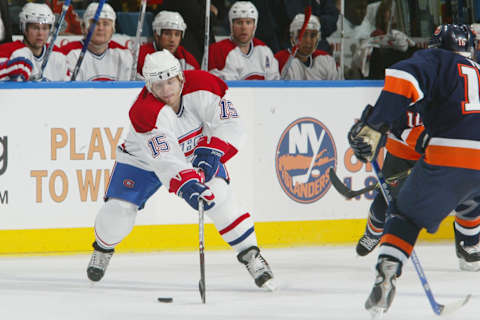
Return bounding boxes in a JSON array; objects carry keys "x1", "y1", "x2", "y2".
[
  {"x1": 275, "y1": 117, "x2": 336, "y2": 203},
  {"x1": 123, "y1": 179, "x2": 135, "y2": 188}
]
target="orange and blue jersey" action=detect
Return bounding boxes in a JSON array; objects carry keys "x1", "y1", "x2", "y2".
[
  {"x1": 386, "y1": 109, "x2": 424, "y2": 161},
  {"x1": 368, "y1": 48, "x2": 480, "y2": 171}
]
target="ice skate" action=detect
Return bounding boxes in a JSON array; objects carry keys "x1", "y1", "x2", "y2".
[
  {"x1": 365, "y1": 258, "x2": 400, "y2": 319},
  {"x1": 456, "y1": 240, "x2": 480, "y2": 272},
  {"x1": 87, "y1": 242, "x2": 114, "y2": 282},
  {"x1": 356, "y1": 234, "x2": 380, "y2": 257},
  {"x1": 237, "y1": 246, "x2": 275, "y2": 291}
]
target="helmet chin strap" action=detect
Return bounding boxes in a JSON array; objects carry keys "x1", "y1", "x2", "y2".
[{"x1": 290, "y1": 34, "x2": 319, "y2": 59}]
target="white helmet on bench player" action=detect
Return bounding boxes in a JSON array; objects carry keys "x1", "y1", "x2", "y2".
[
  {"x1": 143, "y1": 49, "x2": 184, "y2": 93},
  {"x1": 19, "y1": 3, "x2": 55, "y2": 33},
  {"x1": 83, "y1": 2, "x2": 116, "y2": 30},
  {"x1": 290, "y1": 13, "x2": 321, "y2": 39},
  {"x1": 229, "y1": 1, "x2": 258, "y2": 32},
  {"x1": 153, "y1": 11, "x2": 187, "y2": 38}
]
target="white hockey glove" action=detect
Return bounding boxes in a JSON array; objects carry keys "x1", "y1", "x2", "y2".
[{"x1": 348, "y1": 105, "x2": 388, "y2": 162}]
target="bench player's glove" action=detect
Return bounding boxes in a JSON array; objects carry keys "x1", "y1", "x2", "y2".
[
  {"x1": 0, "y1": 57, "x2": 33, "y2": 81},
  {"x1": 192, "y1": 136, "x2": 231, "y2": 182},
  {"x1": 169, "y1": 169, "x2": 215, "y2": 210},
  {"x1": 348, "y1": 105, "x2": 388, "y2": 162}
]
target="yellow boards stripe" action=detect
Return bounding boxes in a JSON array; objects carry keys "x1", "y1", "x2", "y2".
[{"x1": 0, "y1": 216, "x2": 455, "y2": 255}]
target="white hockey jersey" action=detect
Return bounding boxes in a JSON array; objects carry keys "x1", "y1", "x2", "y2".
[
  {"x1": 275, "y1": 49, "x2": 341, "y2": 80},
  {"x1": 61, "y1": 40, "x2": 132, "y2": 81},
  {"x1": 117, "y1": 70, "x2": 245, "y2": 189},
  {"x1": 208, "y1": 38, "x2": 280, "y2": 80},
  {"x1": 0, "y1": 40, "x2": 68, "y2": 81}
]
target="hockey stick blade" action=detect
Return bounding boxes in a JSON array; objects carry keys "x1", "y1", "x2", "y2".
[
  {"x1": 198, "y1": 199, "x2": 206, "y2": 304},
  {"x1": 328, "y1": 167, "x2": 377, "y2": 199},
  {"x1": 437, "y1": 294, "x2": 471, "y2": 316},
  {"x1": 199, "y1": 279, "x2": 206, "y2": 304}
]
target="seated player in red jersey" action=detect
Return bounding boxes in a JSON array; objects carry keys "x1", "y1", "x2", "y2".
[
  {"x1": 208, "y1": 1, "x2": 279, "y2": 80},
  {"x1": 0, "y1": 3, "x2": 68, "y2": 81},
  {"x1": 136, "y1": 10, "x2": 199, "y2": 79},
  {"x1": 60, "y1": 2, "x2": 132, "y2": 81},
  {"x1": 276, "y1": 13, "x2": 340, "y2": 80}
]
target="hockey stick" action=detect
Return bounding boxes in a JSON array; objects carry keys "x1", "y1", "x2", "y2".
[
  {"x1": 328, "y1": 167, "x2": 377, "y2": 198},
  {"x1": 328, "y1": 167, "x2": 411, "y2": 199},
  {"x1": 339, "y1": 0, "x2": 344, "y2": 78},
  {"x1": 71, "y1": 0, "x2": 106, "y2": 81},
  {"x1": 130, "y1": 0, "x2": 147, "y2": 80},
  {"x1": 280, "y1": 0, "x2": 312, "y2": 79},
  {"x1": 198, "y1": 199, "x2": 206, "y2": 304},
  {"x1": 38, "y1": 0, "x2": 72, "y2": 80},
  {"x1": 371, "y1": 160, "x2": 471, "y2": 316},
  {"x1": 201, "y1": 0, "x2": 211, "y2": 71},
  {"x1": 385, "y1": 0, "x2": 396, "y2": 35}
]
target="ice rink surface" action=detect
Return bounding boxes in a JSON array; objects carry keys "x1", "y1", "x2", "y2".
[{"x1": 0, "y1": 243, "x2": 478, "y2": 320}]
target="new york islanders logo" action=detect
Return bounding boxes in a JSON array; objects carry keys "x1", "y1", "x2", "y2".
[{"x1": 275, "y1": 118, "x2": 336, "y2": 203}]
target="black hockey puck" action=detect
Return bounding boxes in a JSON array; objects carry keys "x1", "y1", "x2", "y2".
[{"x1": 157, "y1": 297, "x2": 173, "y2": 303}]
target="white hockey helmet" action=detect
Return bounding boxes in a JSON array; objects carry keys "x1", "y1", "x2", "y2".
[
  {"x1": 83, "y1": 2, "x2": 116, "y2": 30},
  {"x1": 290, "y1": 13, "x2": 321, "y2": 39},
  {"x1": 229, "y1": 1, "x2": 258, "y2": 31},
  {"x1": 152, "y1": 11, "x2": 187, "y2": 38},
  {"x1": 143, "y1": 50, "x2": 184, "y2": 92},
  {"x1": 19, "y1": 3, "x2": 55, "y2": 33}
]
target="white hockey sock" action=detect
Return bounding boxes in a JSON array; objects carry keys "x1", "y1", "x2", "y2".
[
  {"x1": 206, "y1": 178, "x2": 258, "y2": 253},
  {"x1": 94, "y1": 198, "x2": 138, "y2": 250}
]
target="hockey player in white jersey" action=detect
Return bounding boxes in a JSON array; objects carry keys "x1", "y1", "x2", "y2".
[
  {"x1": 0, "y1": 3, "x2": 68, "y2": 81},
  {"x1": 87, "y1": 50, "x2": 275, "y2": 290},
  {"x1": 136, "y1": 11, "x2": 199, "y2": 79},
  {"x1": 61, "y1": 2, "x2": 132, "y2": 81},
  {"x1": 275, "y1": 13, "x2": 340, "y2": 80},
  {"x1": 208, "y1": 1, "x2": 280, "y2": 80}
]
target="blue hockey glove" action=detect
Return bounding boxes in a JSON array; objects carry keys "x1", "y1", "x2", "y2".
[
  {"x1": 192, "y1": 136, "x2": 231, "y2": 182},
  {"x1": 169, "y1": 169, "x2": 215, "y2": 210}
]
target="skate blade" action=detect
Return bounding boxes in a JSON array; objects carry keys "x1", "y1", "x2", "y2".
[
  {"x1": 459, "y1": 260, "x2": 480, "y2": 272},
  {"x1": 261, "y1": 279, "x2": 277, "y2": 292},
  {"x1": 368, "y1": 307, "x2": 386, "y2": 320}
]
